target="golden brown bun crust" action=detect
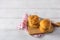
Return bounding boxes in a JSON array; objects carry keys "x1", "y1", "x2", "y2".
[
  {"x1": 28, "y1": 15, "x2": 39, "y2": 28},
  {"x1": 39, "y1": 19, "x2": 54, "y2": 33}
]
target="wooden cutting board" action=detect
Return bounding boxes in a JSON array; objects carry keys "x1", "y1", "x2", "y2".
[{"x1": 28, "y1": 27, "x2": 42, "y2": 35}]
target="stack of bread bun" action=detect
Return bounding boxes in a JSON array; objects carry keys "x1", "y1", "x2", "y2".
[{"x1": 27, "y1": 15, "x2": 60, "y2": 35}]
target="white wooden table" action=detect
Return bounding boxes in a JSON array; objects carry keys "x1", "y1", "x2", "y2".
[{"x1": 0, "y1": 0, "x2": 60, "y2": 40}]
